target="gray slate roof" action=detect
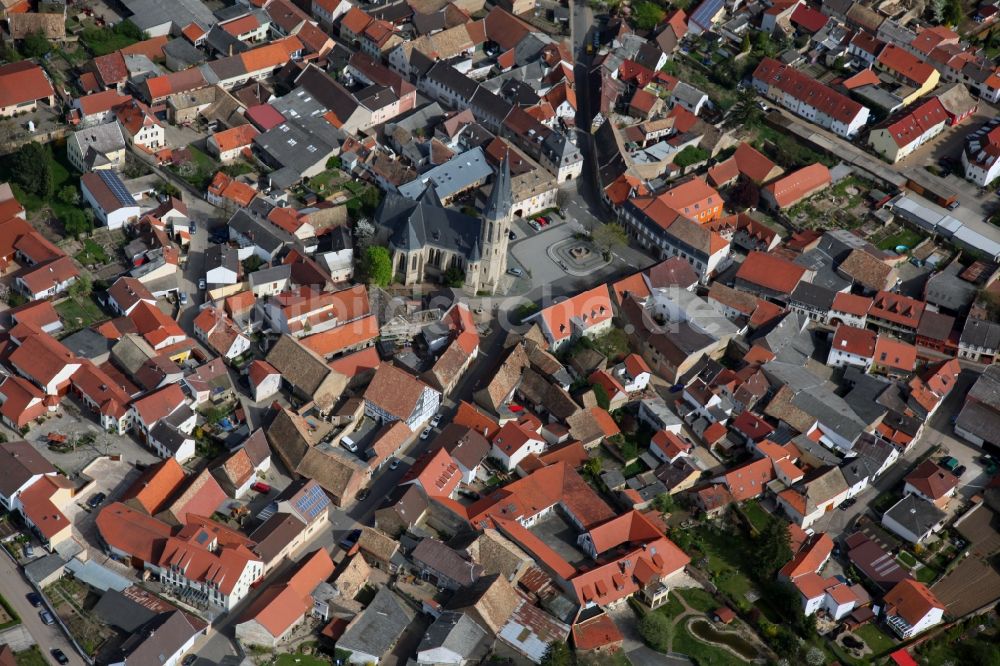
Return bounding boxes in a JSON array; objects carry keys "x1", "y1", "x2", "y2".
[
  {"x1": 376, "y1": 189, "x2": 483, "y2": 261},
  {"x1": 338, "y1": 587, "x2": 416, "y2": 660},
  {"x1": 418, "y1": 611, "x2": 491, "y2": 661},
  {"x1": 882, "y1": 493, "x2": 946, "y2": 540}
]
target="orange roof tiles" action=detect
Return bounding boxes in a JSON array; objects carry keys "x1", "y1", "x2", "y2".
[
  {"x1": 873, "y1": 336, "x2": 917, "y2": 372},
  {"x1": 904, "y1": 459, "x2": 958, "y2": 500},
  {"x1": 535, "y1": 284, "x2": 612, "y2": 345},
  {"x1": 754, "y1": 58, "x2": 865, "y2": 125},
  {"x1": 122, "y1": 458, "x2": 187, "y2": 515},
  {"x1": 211, "y1": 124, "x2": 259, "y2": 153},
  {"x1": 327, "y1": 346, "x2": 380, "y2": 379},
  {"x1": 832, "y1": 292, "x2": 872, "y2": 317},
  {"x1": 884, "y1": 579, "x2": 945, "y2": 627},
  {"x1": 97, "y1": 502, "x2": 173, "y2": 563},
  {"x1": 877, "y1": 44, "x2": 936, "y2": 85},
  {"x1": 763, "y1": 163, "x2": 832, "y2": 209},
  {"x1": 833, "y1": 324, "x2": 877, "y2": 357},
  {"x1": 723, "y1": 457, "x2": 775, "y2": 501},
  {"x1": 736, "y1": 251, "x2": 807, "y2": 295},
  {"x1": 300, "y1": 314, "x2": 379, "y2": 357},
  {"x1": 779, "y1": 533, "x2": 833, "y2": 580}
]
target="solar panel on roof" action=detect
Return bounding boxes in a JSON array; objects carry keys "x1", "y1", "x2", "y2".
[{"x1": 98, "y1": 170, "x2": 135, "y2": 207}]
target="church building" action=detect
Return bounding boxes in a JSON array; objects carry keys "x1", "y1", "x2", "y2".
[{"x1": 374, "y1": 157, "x2": 513, "y2": 294}]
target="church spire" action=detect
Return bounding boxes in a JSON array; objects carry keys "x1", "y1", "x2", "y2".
[{"x1": 484, "y1": 154, "x2": 513, "y2": 221}]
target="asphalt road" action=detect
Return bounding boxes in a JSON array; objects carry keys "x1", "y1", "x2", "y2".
[{"x1": 0, "y1": 551, "x2": 84, "y2": 665}]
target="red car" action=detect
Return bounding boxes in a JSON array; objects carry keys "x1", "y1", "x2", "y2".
[{"x1": 251, "y1": 482, "x2": 272, "y2": 493}]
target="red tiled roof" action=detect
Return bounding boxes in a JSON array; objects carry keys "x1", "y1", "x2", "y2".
[
  {"x1": 211, "y1": 124, "x2": 259, "y2": 153},
  {"x1": 0, "y1": 60, "x2": 56, "y2": 108},
  {"x1": 779, "y1": 533, "x2": 833, "y2": 579},
  {"x1": 723, "y1": 456, "x2": 775, "y2": 501},
  {"x1": 535, "y1": 284, "x2": 612, "y2": 345},
  {"x1": 880, "y1": 97, "x2": 948, "y2": 149},
  {"x1": 832, "y1": 324, "x2": 876, "y2": 358},
  {"x1": 832, "y1": 292, "x2": 872, "y2": 317},
  {"x1": 877, "y1": 44, "x2": 936, "y2": 85},
  {"x1": 790, "y1": 3, "x2": 828, "y2": 32},
  {"x1": 122, "y1": 458, "x2": 187, "y2": 515},
  {"x1": 736, "y1": 251, "x2": 807, "y2": 294},
  {"x1": 869, "y1": 291, "x2": 925, "y2": 329},
  {"x1": 327, "y1": 346, "x2": 380, "y2": 379},
  {"x1": 753, "y1": 58, "x2": 865, "y2": 124},
  {"x1": 763, "y1": 163, "x2": 831, "y2": 209},
  {"x1": 904, "y1": 459, "x2": 958, "y2": 500},
  {"x1": 572, "y1": 614, "x2": 623, "y2": 651},
  {"x1": 96, "y1": 502, "x2": 173, "y2": 563},
  {"x1": 873, "y1": 336, "x2": 917, "y2": 372},
  {"x1": 884, "y1": 579, "x2": 945, "y2": 627}
]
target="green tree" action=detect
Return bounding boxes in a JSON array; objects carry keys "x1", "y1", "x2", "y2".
[
  {"x1": 632, "y1": 0, "x2": 665, "y2": 30},
  {"x1": 583, "y1": 456, "x2": 602, "y2": 479},
  {"x1": 653, "y1": 492, "x2": 676, "y2": 513},
  {"x1": 242, "y1": 255, "x2": 264, "y2": 274},
  {"x1": 638, "y1": 611, "x2": 673, "y2": 652},
  {"x1": 591, "y1": 382, "x2": 610, "y2": 410},
  {"x1": 6, "y1": 142, "x2": 53, "y2": 199},
  {"x1": 443, "y1": 264, "x2": 465, "y2": 288},
  {"x1": 540, "y1": 641, "x2": 572, "y2": 666},
  {"x1": 157, "y1": 182, "x2": 181, "y2": 198},
  {"x1": 21, "y1": 30, "x2": 52, "y2": 58},
  {"x1": 62, "y1": 208, "x2": 91, "y2": 239},
  {"x1": 752, "y1": 518, "x2": 792, "y2": 579},
  {"x1": 363, "y1": 246, "x2": 393, "y2": 287},
  {"x1": 58, "y1": 185, "x2": 79, "y2": 206},
  {"x1": 727, "y1": 87, "x2": 764, "y2": 128},
  {"x1": 591, "y1": 222, "x2": 628, "y2": 254},
  {"x1": 68, "y1": 273, "x2": 92, "y2": 300},
  {"x1": 359, "y1": 185, "x2": 382, "y2": 215},
  {"x1": 325, "y1": 155, "x2": 342, "y2": 170}
]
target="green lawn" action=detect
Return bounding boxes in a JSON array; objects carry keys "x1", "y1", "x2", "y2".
[
  {"x1": 79, "y1": 23, "x2": 140, "y2": 56},
  {"x1": 75, "y1": 239, "x2": 109, "y2": 266},
  {"x1": 654, "y1": 591, "x2": 686, "y2": 620},
  {"x1": 876, "y1": 227, "x2": 925, "y2": 252},
  {"x1": 854, "y1": 623, "x2": 897, "y2": 655},
  {"x1": 274, "y1": 654, "x2": 330, "y2": 666},
  {"x1": 672, "y1": 620, "x2": 746, "y2": 666},
  {"x1": 13, "y1": 647, "x2": 47, "y2": 666},
  {"x1": 622, "y1": 459, "x2": 648, "y2": 478},
  {"x1": 0, "y1": 592, "x2": 21, "y2": 630},
  {"x1": 689, "y1": 526, "x2": 755, "y2": 609},
  {"x1": 170, "y1": 145, "x2": 218, "y2": 190},
  {"x1": 741, "y1": 500, "x2": 771, "y2": 533},
  {"x1": 896, "y1": 550, "x2": 917, "y2": 568},
  {"x1": 915, "y1": 564, "x2": 940, "y2": 584},
  {"x1": 55, "y1": 296, "x2": 108, "y2": 333},
  {"x1": 677, "y1": 587, "x2": 718, "y2": 613}
]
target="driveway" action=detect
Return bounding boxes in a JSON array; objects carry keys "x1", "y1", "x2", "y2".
[{"x1": 0, "y1": 550, "x2": 85, "y2": 665}]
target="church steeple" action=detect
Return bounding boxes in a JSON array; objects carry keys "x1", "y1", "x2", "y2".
[{"x1": 484, "y1": 154, "x2": 513, "y2": 222}]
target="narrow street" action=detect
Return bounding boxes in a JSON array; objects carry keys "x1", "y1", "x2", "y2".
[{"x1": 0, "y1": 550, "x2": 84, "y2": 665}]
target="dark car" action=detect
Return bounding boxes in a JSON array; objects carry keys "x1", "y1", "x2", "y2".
[
  {"x1": 356, "y1": 487, "x2": 370, "y2": 501},
  {"x1": 87, "y1": 492, "x2": 106, "y2": 509},
  {"x1": 26, "y1": 592, "x2": 42, "y2": 607},
  {"x1": 182, "y1": 655, "x2": 197, "y2": 666},
  {"x1": 339, "y1": 529, "x2": 362, "y2": 549},
  {"x1": 51, "y1": 649, "x2": 69, "y2": 665},
  {"x1": 954, "y1": 465, "x2": 967, "y2": 478}
]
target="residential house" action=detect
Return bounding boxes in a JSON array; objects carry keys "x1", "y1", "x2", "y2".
[
  {"x1": 0, "y1": 61, "x2": 55, "y2": 117},
  {"x1": 760, "y1": 164, "x2": 832, "y2": 210},
  {"x1": 883, "y1": 579, "x2": 945, "y2": 639},
  {"x1": 527, "y1": 284, "x2": 614, "y2": 352},
  {"x1": 0, "y1": 441, "x2": 58, "y2": 513},
  {"x1": 753, "y1": 58, "x2": 870, "y2": 137},
  {"x1": 81, "y1": 171, "x2": 141, "y2": 229},
  {"x1": 903, "y1": 460, "x2": 959, "y2": 509},
  {"x1": 68, "y1": 122, "x2": 127, "y2": 172},
  {"x1": 882, "y1": 494, "x2": 946, "y2": 544},
  {"x1": 954, "y1": 365, "x2": 1000, "y2": 447},
  {"x1": 337, "y1": 587, "x2": 416, "y2": 664},
  {"x1": 868, "y1": 97, "x2": 949, "y2": 163},
  {"x1": 192, "y1": 307, "x2": 251, "y2": 361}
]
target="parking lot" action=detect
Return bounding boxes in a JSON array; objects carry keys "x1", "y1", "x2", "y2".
[{"x1": 21, "y1": 399, "x2": 160, "y2": 476}]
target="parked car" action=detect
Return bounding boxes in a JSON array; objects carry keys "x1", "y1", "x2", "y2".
[
  {"x1": 188, "y1": 221, "x2": 196, "y2": 235},
  {"x1": 940, "y1": 456, "x2": 959, "y2": 471},
  {"x1": 954, "y1": 465, "x2": 967, "y2": 478},
  {"x1": 23, "y1": 544, "x2": 34, "y2": 559},
  {"x1": 198, "y1": 278, "x2": 206, "y2": 290},
  {"x1": 181, "y1": 656, "x2": 197, "y2": 666},
  {"x1": 339, "y1": 529, "x2": 362, "y2": 549},
  {"x1": 508, "y1": 230, "x2": 517, "y2": 240},
  {"x1": 51, "y1": 650, "x2": 69, "y2": 665},
  {"x1": 420, "y1": 427, "x2": 433, "y2": 440},
  {"x1": 39, "y1": 610, "x2": 55, "y2": 625},
  {"x1": 251, "y1": 482, "x2": 271, "y2": 493},
  {"x1": 430, "y1": 414, "x2": 443, "y2": 428},
  {"x1": 356, "y1": 487, "x2": 370, "y2": 501},
  {"x1": 26, "y1": 592, "x2": 41, "y2": 607},
  {"x1": 87, "y1": 492, "x2": 106, "y2": 509},
  {"x1": 528, "y1": 220, "x2": 541, "y2": 231},
  {"x1": 507, "y1": 267, "x2": 524, "y2": 277},
  {"x1": 389, "y1": 457, "x2": 400, "y2": 470}
]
